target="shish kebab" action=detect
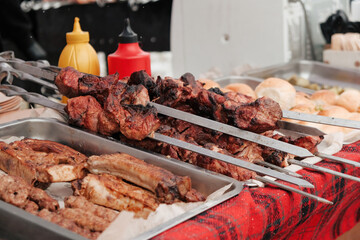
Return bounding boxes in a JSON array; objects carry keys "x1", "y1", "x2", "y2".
[
  {"x1": 1, "y1": 64, "x2": 358, "y2": 173},
  {"x1": 2, "y1": 68, "x2": 360, "y2": 196},
  {"x1": 4, "y1": 66, "x2": 360, "y2": 179},
  {"x1": 0, "y1": 85, "x2": 333, "y2": 205},
  {"x1": 4, "y1": 62, "x2": 359, "y2": 166},
  {"x1": 1, "y1": 69, "x2": 358, "y2": 202},
  {"x1": 53, "y1": 67, "x2": 360, "y2": 166}
]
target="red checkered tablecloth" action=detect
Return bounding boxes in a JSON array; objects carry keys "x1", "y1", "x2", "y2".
[{"x1": 155, "y1": 140, "x2": 360, "y2": 240}]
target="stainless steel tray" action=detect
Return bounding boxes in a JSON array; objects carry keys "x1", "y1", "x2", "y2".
[
  {"x1": 242, "y1": 60, "x2": 360, "y2": 91},
  {"x1": 0, "y1": 118, "x2": 243, "y2": 240}
]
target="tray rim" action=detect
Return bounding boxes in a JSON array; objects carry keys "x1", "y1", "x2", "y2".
[
  {"x1": 242, "y1": 59, "x2": 360, "y2": 78},
  {"x1": 0, "y1": 117, "x2": 244, "y2": 240}
]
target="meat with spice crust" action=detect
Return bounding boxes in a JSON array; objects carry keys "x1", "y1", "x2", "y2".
[
  {"x1": 72, "y1": 173, "x2": 159, "y2": 219},
  {"x1": 87, "y1": 153, "x2": 205, "y2": 203},
  {"x1": 0, "y1": 139, "x2": 87, "y2": 184}
]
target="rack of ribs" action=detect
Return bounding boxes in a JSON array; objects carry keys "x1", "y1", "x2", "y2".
[
  {"x1": 87, "y1": 153, "x2": 205, "y2": 203},
  {"x1": 72, "y1": 173, "x2": 160, "y2": 219},
  {"x1": 0, "y1": 138, "x2": 87, "y2": 184}
]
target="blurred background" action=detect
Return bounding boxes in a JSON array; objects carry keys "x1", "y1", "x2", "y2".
[{"x1": 0, "y1": 0, "x2": 358, "y2": 78}]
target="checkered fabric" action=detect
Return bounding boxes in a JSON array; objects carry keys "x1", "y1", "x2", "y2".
[{"x1": 155, "y1": 141, "x2": 360, "y2": 240}]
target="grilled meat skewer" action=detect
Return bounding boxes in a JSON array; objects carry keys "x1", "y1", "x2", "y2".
[{"x1": 55, "y1": 67, "x2": 283, "y2": 134}]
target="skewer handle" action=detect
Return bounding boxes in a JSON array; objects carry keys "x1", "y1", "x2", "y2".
[
  {"x1": 255, "y1": 176, "x2": 333, "y2": 205},
  {"x1": 288, "y1": 159, "x2": 360, "y2": 183},
  {"x1": 316, "y1": 152, "x2": 360, "y2": 168}
]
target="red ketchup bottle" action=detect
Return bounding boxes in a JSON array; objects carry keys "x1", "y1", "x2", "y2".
[{"x1": 107, "y1": 18, "x2": 151, "y2": 79}]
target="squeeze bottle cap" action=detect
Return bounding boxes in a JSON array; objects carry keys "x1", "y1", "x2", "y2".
[
  {"x1": 119, "y1": 18, "x2": 138, "y2": 43},
  {"x1": 66, "y1": 17, "x2": 90, "y2": 44}
]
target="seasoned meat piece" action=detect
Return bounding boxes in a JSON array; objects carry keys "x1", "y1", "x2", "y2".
[
  {"x1": 55, "y1": 66, "x2": 84, "y2": 98},
  {"x1": 106, "y1": 103, "x2": 160, "y2": 141},
  {"x1": 0, "y1": 175, "x2": 30, "y2": 208},
  {"x1": 103, "y1": 83, "x2": 149, "y2": 107},
  {"x1": 37, "y1": 209, "x2": 99, "y2": 240},
  {"x1": 87, "y1": 153, "x2": 205, "y2": 203},
  {"x1": 0, "y1": 175, "x2": 59, "y2": 211},
  {"x1": 230, "y1": 97, "x2": 283, "y2": 133},
  {"x1": 78, "y1": 74, "x2": 100, "y2": 96},
  {"x1": 97, "y1": 110, "x2": 120, "y2": 136},
  {"x1": 73, "y1": 174, "x2": 159, "y2": 218},
  {"x1": 293, "y1": 135, "x2": 324, "y2": 154},
  {"x1": 65, "y1": 196, "x2": 118, "y2": 223},
  {"x1": 66, "y1": 95, "x2": 103, "y2": 133},
  {"x1": 128, "y1": 70, "x2": 159, "y2": 99},
  {"x1": 29, "y1": 187, "x2": 59, "y2": 211},
  {"x1": 24, "y1": 200, "x2": 39, "y2": 214},
  {"x1": 66, "y1": 95, "x2": 160, "y2": 140},
  {"x1": 223, "y1": 91, "x2": 254, "y2": 105},
  {"x1": 59, "y1": 208, "x2": 109, "y2": 232},
  {"x1": 155, "y1": 77, "x2": 193, "y2": 107},
  {"x1": 0, "y1": 139, "x2": 87, "y2": 184}
]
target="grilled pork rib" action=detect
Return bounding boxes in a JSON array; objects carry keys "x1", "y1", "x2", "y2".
[
  {"x1": 72, "y1": 173, "x2": 159, "y2": 218},
  {"x1": 0, "y1": 139, "x2": 87, "y2": 184},
  {"x1": 87, "y1": 153, "x2": 205, "y2": 203}
]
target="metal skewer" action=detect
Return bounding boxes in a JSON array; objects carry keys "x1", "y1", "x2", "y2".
[
  {"x1": 153, "y1": 133, "x2": 314, "y2": 188},
  {"x1": 288, "y1": 159, "x2": 360, "y2": 183},
  {"x1": 254, "y1": 160, "x2": 302, "y2": 178},
  {"x1": 283, "y1": 110, "x2": 360, "y2": 130},
  {"x1": 315, "y1": 152, "x2": 360, "y2": 168},
  {"x1": 256, "y1": 176, "x2": 333, "y2": 205}
]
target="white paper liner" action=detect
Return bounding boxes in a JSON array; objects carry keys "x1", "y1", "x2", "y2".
[{"x1": 98, "y1": 183, "x2": 233, "y2": 240}]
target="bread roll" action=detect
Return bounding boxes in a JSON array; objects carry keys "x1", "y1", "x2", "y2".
[
  {"x1": 290, "y1": 104, "x2": 317, "y2": 114},
  {"x1": 310, "y1": 90, "x2": 337, "y2": 106},
  {"x1": 198, "y1": 78, "x2": 220, "y2": 90},
  {"x1": 317, "y1": 105, "x2": 350, "y2": 118},
  {"x1": 254, "y1": 78, "x2": 296, "y2": 110},
  {"x1": 224, "y1": 83, "x2": 257, "y2": 99},
  {"x1": 295, "y1": 92, "x2": 316, "y2": 109},
  {"x1": 335, "y1": 89, "x2": 360, "y2": 112}
]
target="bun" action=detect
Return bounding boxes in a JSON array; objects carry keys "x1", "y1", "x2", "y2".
[
  {"x1": 290, "y1": 104, "x2": 317, "y2": 114},
  {"x1": 254, "y1": 78, "x2": 296, "y2": 110},
  {"x1": 198, "y1": 78, "x2": 220, "y2": 90},
  {"x1": 335, "y1": 89, "x2": 360, "y2": 112},
  {"x1": 295, "y1": 92, "x2": 316, "y2": 108},
  {"x1": 224, "y1": 83, "x2": 257, "y2": 99},
  {"x1": 310, "y1": 90, "x2": 337, "y2": 105},
  {"x1": 317, "y1": 105, "x2": 350, "y2": 118}
]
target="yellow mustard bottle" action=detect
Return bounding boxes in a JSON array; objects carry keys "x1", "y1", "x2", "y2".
[{"x1": 58, "y1": 17, "x2": 100, "y2": 103}]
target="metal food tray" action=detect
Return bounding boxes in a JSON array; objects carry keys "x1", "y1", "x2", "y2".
[
  {"x1": 0, "y1": 118, "x2": 243, "y2": 240},
  {"x1": 242, "y1": 60, "x2": 360, "y2": 91}
]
